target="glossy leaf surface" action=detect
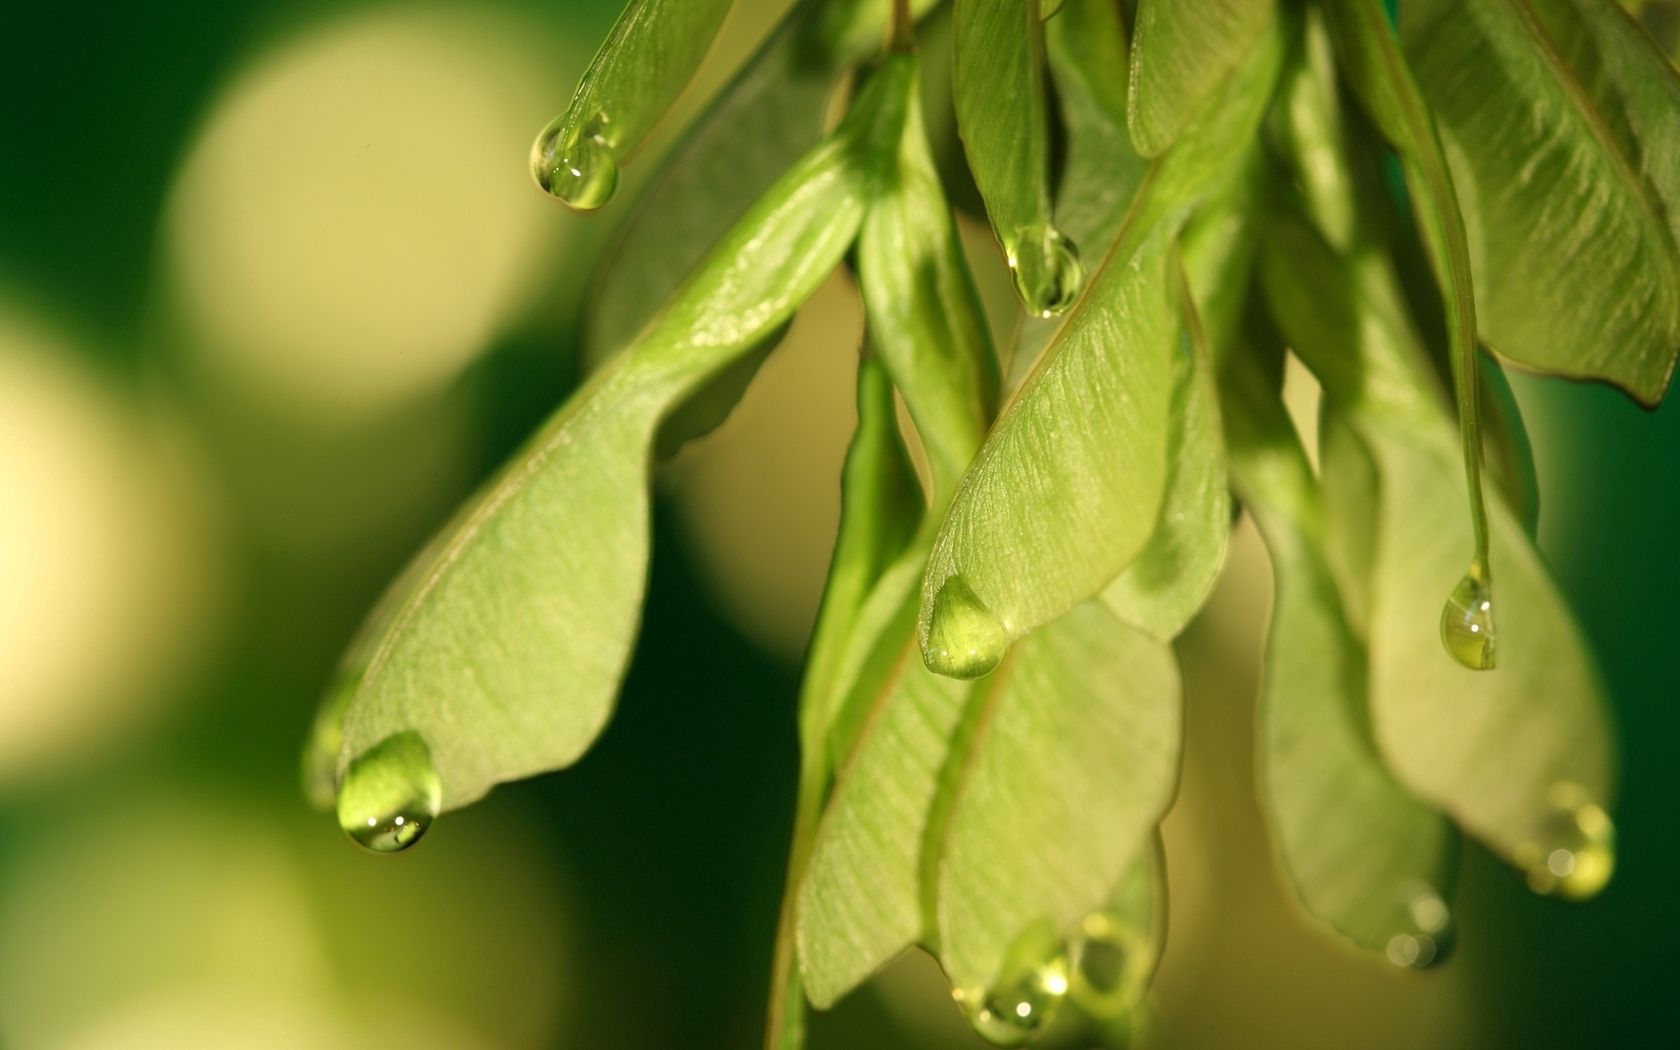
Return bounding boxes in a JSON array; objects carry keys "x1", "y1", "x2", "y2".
[
  {"x1": 322, "y1": 60, "x2": 914, "y2": 810},
  {"x1": 1404, "y1": 0, "x2": 1680, "y2": 404},
  {"x1": 1261, "y1": 214, "x2": 1617, "y2": 879},
  {"x1": 589, "y1": 0, "x2": 940, "y2": 357},
  {"x1": 953, "y1": 0, "x2": 1082, "y2": 317},
  {"x1": 935, "y1": 605, "x2": 1179, "y2": 994},
  {"x1": 532, "y1": 0, "x2": 735, "y2": 209},
  {"x1": 918, "y1": 16, "x2": 1287, "y2": 678},
  {"x1": 1009, "y1": 0, "x2": 1147, "y2": 387},
  {"x1": 1129, "y1": 0, "x2": 1277, "y2": 157},
  {"x1": 1224, "y1": 349, "x2": 1458, "y2": 962}
]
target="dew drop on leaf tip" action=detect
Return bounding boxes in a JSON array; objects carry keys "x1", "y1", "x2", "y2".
[
  {"x1": 530, "y1": 116, "x2": 619, "y2": 212},
  {"x1": 1006, "y1": 225, "x2": 1084, "y2": 318},
  {"x1": 1519, "y1": 782, "x2": 1616, "y2": 902},
  {"x1": 1385, "y1": 884, "x2": 1455, "y2": 970},
  {"x1": 1069, "y1": 910, "x2": 1148, "y2": 1019},
  {"x1": 1439, "y1": 565, "x2": 1496, "y2": 670},
  {"x1": 954, "y1": 924, "x2": 1070, "y2": 1047},
  {"x1": 336, "y1": 730, "x2": 442, "y2": 854},
  {"x1": 925, "y1": 575, "x2": 1006, "y2": 679}
]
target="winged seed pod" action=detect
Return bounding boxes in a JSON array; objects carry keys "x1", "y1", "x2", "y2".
[{"x1": 306, "y1": 2, "x2": 1677, "y2": 1046}]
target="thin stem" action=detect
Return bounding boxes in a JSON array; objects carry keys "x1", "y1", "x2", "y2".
[
  {"x1": 1339, "y1": 1, "x2": 1491, "y2": 582},
  {"x1": 891, "y1": 0, "x2": 914, "y2": 50},
  {"x1": 763, "y1": 758, "x2": 827, "y2": 1050}
]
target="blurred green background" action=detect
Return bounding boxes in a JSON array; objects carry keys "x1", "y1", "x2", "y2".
[{"x1": 1, "y1": 1, "x2": 1676, "y2": 1047}]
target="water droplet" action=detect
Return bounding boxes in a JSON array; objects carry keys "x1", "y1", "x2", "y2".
[
  {"x1": 1006, "y1": 225, "x2": 1083, "y2": 318},
  {"x1": 529, "y1": 118, "x2": 618, "y2": 211},
  {"x1": 955, "y1": 923, "x2": 1069, "y2": 1047},
  {"x1": 1439, "y1": 565, "x2": 1496, "y2": 670},
  {"x1": 1384, "y1": 884, "x2": 1455, "y2": 969},
  {"x1": 1069, "y1": 910, "x2": 1149, "y2": 1019},
  {"x1": 336, "y1": 731, "x2": 441, "y2": 853},
  {"x1": 924, "y1": 575, "x2": 1006, "y2": 679},
  {"x1": 1518, "y1": 781, "x2": 1615, "y2": 901}
]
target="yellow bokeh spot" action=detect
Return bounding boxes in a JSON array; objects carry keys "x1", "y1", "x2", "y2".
[
  {"x1": 167, "y1": 5, "x2": 577, "y2": 421},
  {"x1": 0, "y1": 307, "x2": 221, "y2": 782}
]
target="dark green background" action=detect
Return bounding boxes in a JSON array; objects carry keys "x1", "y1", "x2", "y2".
[{"x1": 0, "y1": 1, "x2": 1675, "y2": 1047}]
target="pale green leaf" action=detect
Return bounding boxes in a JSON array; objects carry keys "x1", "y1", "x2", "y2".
[
  {"x1": 796, "y1": 61, "x2": 1001, "y2": 1007},
  {"x1": 796, "y1": 354, "x2": 924, "y2": 753},
  {"x1": 815, "y1": 61, "x2": 999, "y2": 758},
  {"x1": 588, "y1": 0, "x2": 940, "y2": 357},
  {"x1": 1129, "y1": 0, "x2": 1277, "y2": 157},
  {"x1": 1100, "y1": 271, "x2": 1229, "y2": 641},
  {"x1": 856, "y1": 73, "x2": 999, "y2": 497},
  {"x1": 1223, "y1": 348, "x2": 1458, "y2": 961},
  {"x1": 935, "y1": 603, "x2": 1180, "y2": 993},
  {"x1": 322, "y1": 59, "x2": 915, "y2": 810},
  {"x1": 1008, "y1": 0, "x2": 1148, "y2": 387},
  {"x1": 1261, "y1": 214, "x2": 1617, "y2": 884},
  {"x1": 1317, "y1": 407, "x2": 1381, "y2": 638},
  {"x1": 919, "y1": 224, "x2": 1178, "y2": 679},
  {"x1": 1403, "y1": 0, "x2": 1680, "y2": 404},
  {"x1": 1324, "y1": 0, "x2": 1496, "y2": 654},
  {"x1": 953, "y1": 0, "x2": 1082, "y2": 316},
  {"x1": 918, "y1": 16, "x2": 1288, "y2": 678},
  {"x1": 532, "y1": 0, "x2": 736, "y2": 209},
  {"x1": 797, "y1": 639, "x2": 974, "y2": 1008}
]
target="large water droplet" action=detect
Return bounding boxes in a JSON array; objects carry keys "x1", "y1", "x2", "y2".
[
  {"x1": 336, "y1": 731, "x2": 442, "y2": 853},
  {"x1": 1518, "y1": 781, "x2": 1615, "y2": 901},
  {"x1": 1069, "y1": 910, "x2": 1149, "y2": 1019},
  {"x1": 1439, "y1": 566, "x2": 1496, "y2": 670},
  {"x1": 529, "y1": 117, "x2": 618, "y2": 211},
  {"x1": 1006, "y1": 225, "x2": 1083, "y2": 318},
  {"x1": 924, "y1": 575, "x2": 1006, "y2": 679},
  {"x1": 953, "y1": 923, "x2": 1070, "y2": 1047},
  {"x1": 1384, "y1": 884, "x2": 1455, "y2": 969}
]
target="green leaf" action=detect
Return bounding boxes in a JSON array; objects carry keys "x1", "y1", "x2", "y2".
[
  {"x1": 1099, "y1": 266, "x2": 1230, "y2": 641},
  {"x1": 770, "y1": 349, "x2": 924, "y2": 1047},
  {"x1": 1324, "y1": 0, "x2": 1496, "y2": 670},
  {"x1": 797, "y1": 640, "x2": 974, "y2": 1008},
  {"x1": 1317, "y1": 407, "x2": 1382, "y2": 638},
  {"x1": 795, "y1": 59, "x2": 1001, "y2": 1009},
  {"x1": 935, "y1": 605, "x2": 1180, "y2": 997},
  {"x1": 1129, "y1": 0, "x2": 1277, "y2": 157},
  {"x1": 1261, "y1": 213, "x2": 1618, "y2": 898},
  {"x1": 531, "y1": 0, "x2": 736, "y2": 210},
  {"x1": 1479, "y1": 355, "x2": 1543, "y2": 538},
  {"x1": 1007, "y1": 0, "x2": 1148, "y2": 387},
  {"x1": 588, "y1": 0, "x2": 938, "y2": 358},
  {"x1": 797, "y1": 353, "x2": 925, "y2": 748},
  {"x1": 319, "y1": 58, "x2": 915, "y2": 812},
  {"x1": 953, "y1": 0, "x2": 1085, "y2": 317},
  {"x1": 1223, "y1": 346, "x2": 1458, "y2": 964},
  {"x1": 856, "y1": 73, "x2": 1000, "y2": 498},
  {"x1": 815, "y1": 60, "x2": 1000, "y2": 758},
  {"x1": 918, "y1": 15, "x2": 1288, "y2": 679},
  {"x1": 1402, "y1": 0, "x2": 1680, "y2": 404}
]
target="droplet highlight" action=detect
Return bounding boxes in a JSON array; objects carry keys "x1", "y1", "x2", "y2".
[
  {"x1": 924, "y1": 575, "x2": 1006, "y2": 679},
  {"x1": 1384, "y1": 884, "x2": 1455, "y2": 970},
  {"x1": 1069, "y1": 910, "x2": 1149, "y2": 1019},
  {"x1": 1518, "y1": 781, "x2": 1615, "y2": 901},
  {"x1": 335, "y1": 731, "x2": 442, "y2": 853},
  {"x1": 530, "y1": 117, "x2": 618, "y2": 211},
  {"x1": 1439, "y1": 565, "x2": 1496, "y2": 670},
  {"x1": 954, "y1": 924, "x2": 1069, "y2": 1047},
  {"x1": 1006, "y1": 225, "x2": 1084, "y2": 318}
]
